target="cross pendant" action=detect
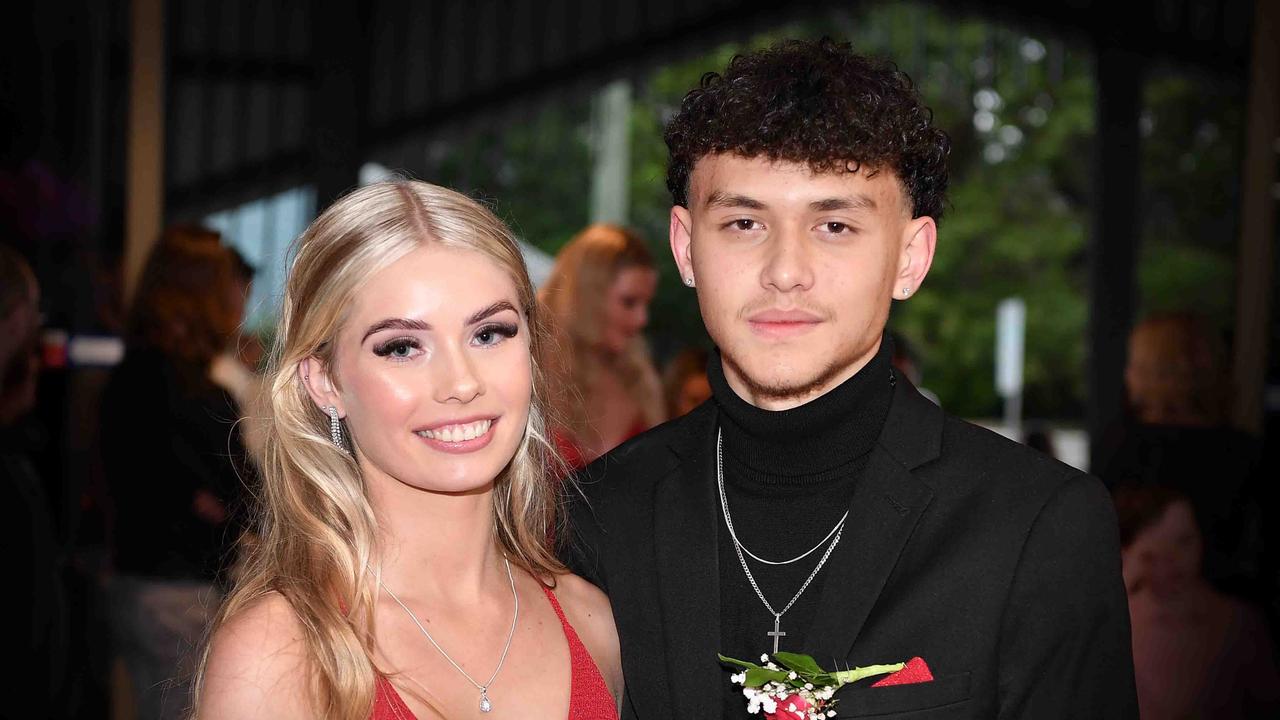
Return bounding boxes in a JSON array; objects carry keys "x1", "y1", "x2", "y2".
[{"x1": 767, "y1": 615, "x2": 786, "y2": 654}]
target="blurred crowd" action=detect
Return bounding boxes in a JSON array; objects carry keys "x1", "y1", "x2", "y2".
[{"x1": 3, "y1": 220, "x2": 1277, "y2": 719}]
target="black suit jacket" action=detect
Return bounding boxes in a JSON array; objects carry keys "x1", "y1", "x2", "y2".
[{"x1": 567, "y1": 378, "x2": 1138, "y2": 719}]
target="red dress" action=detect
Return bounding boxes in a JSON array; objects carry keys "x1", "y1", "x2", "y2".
[{"x1": 371, "y1": 585, "x2": 617, "y2": 720}]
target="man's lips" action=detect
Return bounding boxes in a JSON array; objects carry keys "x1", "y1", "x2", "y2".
[{"x1": 746, "y1": 309, "x2": 824, "y2": 338}]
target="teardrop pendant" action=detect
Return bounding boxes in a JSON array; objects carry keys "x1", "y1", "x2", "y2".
[{"x1": 479, "y1": 688, "x2": 492, "y2": 713}]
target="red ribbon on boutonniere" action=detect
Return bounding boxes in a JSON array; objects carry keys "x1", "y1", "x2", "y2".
[{"x1": 720, "y1": 652, "x2": 932, "y2": 719}]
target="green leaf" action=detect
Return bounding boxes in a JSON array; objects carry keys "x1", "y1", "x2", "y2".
[
  {"x1": 772, "y1": 652, "x2": 824, "y2": 677},
  {"x1": 718, "y1": 654, "x2": 763, "y2": 671},
  {"x1": 744, "y1": 667, "x2": 792, "y2": 688}
]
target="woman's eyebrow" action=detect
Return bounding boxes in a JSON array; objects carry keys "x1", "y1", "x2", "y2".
[
  {"x1": 361, "y1": 317, "x2": 431, "y2": 343},
  {"x1": 465, "y1": 300, "x2": 517, "y2": 325}
]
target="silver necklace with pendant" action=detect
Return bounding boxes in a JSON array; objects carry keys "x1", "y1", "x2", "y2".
[
  {"x1": 379, "y1": 556, "x2": 519, "y2": 713},
  {"x1": 717, "y1": 428, "x2": 845, "y2": 654}
]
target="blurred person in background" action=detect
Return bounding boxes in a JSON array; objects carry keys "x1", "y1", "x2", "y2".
[
  {"x1": 662, "y1": 346, "x2": 711, "y2": 419},
  {"x1": 1116, "y1": 486, "x2": 1280, "y2": 719},
  {"x1": 1099, "y1": 312, "x2": 1267, "y2": 603},
  {"x1": 206, "y1": 241, "x2": 269, "y2": 465},
  {"x1": 226, "y1": 246, "x2": 265, "y2": 370},
  {"x1": 1024, "y1": 422, "x2": 1058, "y2": 460},
  {"x1": 888, "y1": 329, "x2": 939, "y2": 405},
  {"x1": 101, "y1": 226, "x2": 256, "y2": 720},
  {"x1": 1, "y1": 243, "x2": 71, "y2": 717},
  {"x1": 539, "y1": 223, "x2": 663, "y2": 470}
]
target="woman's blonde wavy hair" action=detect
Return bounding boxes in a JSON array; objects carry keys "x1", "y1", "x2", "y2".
[
  {"x1": 538, "y1": 223, "x2": 663, "y2": 446},
  {"x1": 192, "y1": 180, "x2": 566, "y2": 719}
]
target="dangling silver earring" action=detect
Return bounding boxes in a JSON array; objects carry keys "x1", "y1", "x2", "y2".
[{"x1": 327, "y1": 406, "x2": 344, "y2": 449}]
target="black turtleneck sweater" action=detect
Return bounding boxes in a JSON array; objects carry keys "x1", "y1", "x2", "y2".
[{"x1": 712, "y1": 340, "x2": 895, "y2": 714}]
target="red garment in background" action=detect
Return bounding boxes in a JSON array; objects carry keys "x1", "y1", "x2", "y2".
[{"x1": 553, "y1": 420, "x2": 647, "y2": 474}]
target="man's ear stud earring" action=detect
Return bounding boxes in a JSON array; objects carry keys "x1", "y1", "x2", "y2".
[
  {"x1": 684, "y1": 276, "x2": 695, "y2": 287},
  {"x1": 902, "y1": 287, "x2": 912, "y2": 297}
]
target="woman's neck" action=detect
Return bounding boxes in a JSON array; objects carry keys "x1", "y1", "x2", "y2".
[
  {"x1": 1134, "y1": 577, "x2": 1218, "y2": 620},
  {"x1": 369, "y1": 472, "x2": 504, "y2": 603},
  {"x1": 589, "y1": 342, "x2": 622, "y2": 369}
]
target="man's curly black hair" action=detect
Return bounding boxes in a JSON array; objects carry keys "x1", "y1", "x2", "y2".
[{"x1": 664, "y1": 38, "x2": 951, "y2": 221}]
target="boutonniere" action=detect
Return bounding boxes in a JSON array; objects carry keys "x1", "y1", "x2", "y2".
[{"x1": 719, "y1": 652, "x2": 934, "y2": 719}]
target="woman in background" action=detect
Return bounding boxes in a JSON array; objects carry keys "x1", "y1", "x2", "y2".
[
  {"x1": 539, "y1": 224, "x2": 662, "y2": 470},
  {"x1": 102, "y1": 227, "x2": 255, "y2": 720},
  {"x1": 195, "y1": 181, "x2": 620, "y2": 719},
  {"x1": 1, "y1": 244, "x2": 71, "y2": 718},
  {"x1": 662, "y1": 346, "x2": 711, "y2": 419},
  {"x1": 1117, "y1": 486, "x2": 1280, "y2": 719},
  {"x1": 1100, "y1": 312, "x2": 1267, "y2": 600}
]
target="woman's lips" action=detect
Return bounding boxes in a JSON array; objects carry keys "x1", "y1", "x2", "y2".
[{"x1": 413, "y1": 417, "x2": 498, "y2": 454}]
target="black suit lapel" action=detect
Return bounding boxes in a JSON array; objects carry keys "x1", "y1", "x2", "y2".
[
  {"x1": 653, "y1": 403, "x2": 722, "y2": 719},
  {"x1": 806, "y1": 379, "x2": 943, "y2": 665}
]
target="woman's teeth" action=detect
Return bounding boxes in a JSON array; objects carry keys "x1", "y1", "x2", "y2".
[{"x1": 417, "y1": 419, "x2": 492, "y2": 443}]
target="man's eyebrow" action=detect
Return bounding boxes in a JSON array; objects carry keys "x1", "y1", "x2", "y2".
[
  {"x1": 362, "y1": 318, "x2": 431, "y2": 343},
  {"x1": 465, "y1": 300, "x2": 517, "y2": 325},
  {"x1": 705, "y1": 191, "x2": 767, "y2": 211},
  {"x1": 810, "y1": 194, "x2": 877, "y2": 213}
]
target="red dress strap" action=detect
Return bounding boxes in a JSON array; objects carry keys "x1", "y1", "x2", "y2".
[
  {"x1": 540, "y1": 584, "x2": 619, "y2": 720},
  {"x1": 372, "y1": 674, "x2": 416, "y2": 720}
]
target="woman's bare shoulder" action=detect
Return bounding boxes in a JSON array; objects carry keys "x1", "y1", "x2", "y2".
[
  {"x1": 552, "y1": 573, "x2": 622, "y2": 696},
  {"x1": 197, "y1": 592, "x2": 314, "y2": 719}
]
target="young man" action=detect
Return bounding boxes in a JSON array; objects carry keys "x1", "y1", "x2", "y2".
[{"x1": 567, "y1": 38, "x2": 1137, "y2": 718}]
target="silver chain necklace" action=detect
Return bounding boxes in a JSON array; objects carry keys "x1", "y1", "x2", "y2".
[
  {"x1": 717, "y1": 428, "x2": 844, "y2": 654},
  {"x1": 718, "y1": 457, "x2": 848, "y2": 566},
  {"x1": 378, "y1": 557, "x2": 518, "y2": 714}
]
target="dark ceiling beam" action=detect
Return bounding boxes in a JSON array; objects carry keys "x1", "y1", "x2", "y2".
[
  {"x1": 170, "y1": 55, "x2": 314, "y2": 83},
  {"x1": 167, "y1": 0, "x2": 810, "y2": 210}
]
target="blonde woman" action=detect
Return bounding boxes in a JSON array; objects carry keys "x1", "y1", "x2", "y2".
[
  {"x1": 538, "y1": 224, "x2": 663, "y2": 470},
  {"x1": 194, "y1": 181, "x2": 621, "y2": 720}
]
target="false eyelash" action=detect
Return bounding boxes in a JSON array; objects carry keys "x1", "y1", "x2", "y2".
[
  {"x1": 475, "y1": 322, "x2": 519, "y2": 343},
  {"x1": 372, "y1": 337, "x2": 421, "y2": 357}
]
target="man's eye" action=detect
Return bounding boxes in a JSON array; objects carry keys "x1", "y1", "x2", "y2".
[
  {"x1": 824, "y1": 222, "x2": 850, "y2": 233},
  {"x1": 723, "y1": 218, "x2": 758, "y2": 231}
]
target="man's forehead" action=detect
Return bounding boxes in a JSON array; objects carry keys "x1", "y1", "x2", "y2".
[{"x1": 689, "y1": 153, "x2": 906, "y2": 210}]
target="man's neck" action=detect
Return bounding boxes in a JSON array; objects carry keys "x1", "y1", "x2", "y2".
[{"x1": 709, "y1": 338, "x2": 894, "y2": 480}]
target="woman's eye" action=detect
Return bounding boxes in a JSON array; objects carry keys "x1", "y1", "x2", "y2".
[
  {"x1": 373, "y1": 337, "x2": 421, "y2": 360},
  {"x1": 474, "y1": 323, "x2": 519, "y2": 346}
]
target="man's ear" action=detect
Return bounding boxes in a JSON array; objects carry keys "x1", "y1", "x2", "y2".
[
  {"x1": 894, "y1": 216, "x2": 937, "y2": 300},
  {"x1": 300, "y1": 356, "x2": 343, "y2": 416},
  {"x1": 670, "y1": 205, "x2": 696, "y2": 288}
]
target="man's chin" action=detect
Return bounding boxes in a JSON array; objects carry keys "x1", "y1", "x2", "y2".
[{"x1": 725, "y1": 357, "x2": 834, "y2": 404}]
